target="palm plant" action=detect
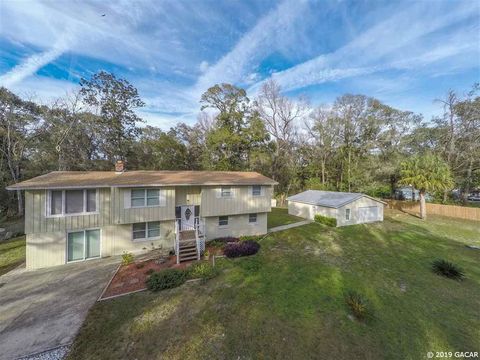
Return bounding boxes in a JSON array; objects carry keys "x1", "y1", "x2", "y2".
[{"x1": 399, "y1": 154, "x2": 454, "y2": 219}]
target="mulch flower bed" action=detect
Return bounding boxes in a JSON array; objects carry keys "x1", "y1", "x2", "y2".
[
  {"x1": 101, "y1": 255, "x2": 189, "y2": 299},
  {"x1": 100, "y1": 247, "x2": 225, "y2": 300}
]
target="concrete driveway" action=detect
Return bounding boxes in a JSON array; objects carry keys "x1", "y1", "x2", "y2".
[{"x1": 0, "y1": 257, "x2": 119, "y2": 360}]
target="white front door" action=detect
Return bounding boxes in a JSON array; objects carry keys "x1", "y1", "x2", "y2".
[{"x1": 181, "y1": 205, "x2": 195, "y2": 231}]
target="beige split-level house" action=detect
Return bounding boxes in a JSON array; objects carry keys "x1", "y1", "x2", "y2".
[{"x1": 7, "y1": 163, "x2": 277, "y2": 270}]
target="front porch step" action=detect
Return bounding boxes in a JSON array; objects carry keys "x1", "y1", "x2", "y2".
[
  {"x1": 180, "y1": 248, "x2": 197, "y2": 256},
  {"x1": 179, "y1": 240, "x2": 196, "y2": 245},
  {"x1": 179, "y1": 244, "x2": 196, "y2": 251},
  {"x1": 179, "y1": 255, "x2": 198, "y2": 262}
]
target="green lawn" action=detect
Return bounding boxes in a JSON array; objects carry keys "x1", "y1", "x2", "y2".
[
  {"x1": 267, "y1": 207, "x2": 304, "y2": 228},
  {"x1": 68, "y1": 211, "x2": 480, "y2": 360},
  {"x1": 0, "y1": 235, "x2": 26, "y2": 276}
]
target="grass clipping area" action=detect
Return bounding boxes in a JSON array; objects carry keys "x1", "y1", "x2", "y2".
[{"x1": 68, "y1": 211, "x2": 480, "y2": 360}]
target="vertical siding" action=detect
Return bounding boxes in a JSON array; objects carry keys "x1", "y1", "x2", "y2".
[
  {"x1": 26, "y1": 232, "x2": 66, "y2": 269},
  {"x1": 113, "y1": 187, "x2": 176, "y2": 224},
  {"x1": 25, "y1": 220, "x2": 175, "y2": 270},
  {"x1": 204, "y1": 213, "x2": 267, "y2": 240},
  {"x1": 102, "y1": 220, "x2": 175, "y2": 256},
  {"x1": 201, "y1": 185, "x2": 272, "y2": 217},
  {"x1": 25, "y1": 188, "x2": 111, "y2": 234},
  {"x1": 175, "y1": 186, "x2": 201, "y2": 206}
]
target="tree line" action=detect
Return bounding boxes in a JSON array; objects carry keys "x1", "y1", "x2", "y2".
[{"x1": 1, "y1": 71, "x2": 479, "y2": 217}]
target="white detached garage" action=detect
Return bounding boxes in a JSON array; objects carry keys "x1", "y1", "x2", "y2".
[{"x1": 287, "y1": 190, "x2": 386, "y2": 227}]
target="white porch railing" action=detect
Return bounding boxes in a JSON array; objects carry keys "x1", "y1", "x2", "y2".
[
  {"x1": 174, "y1": 219, "x2": 180, "y2": 264},
  {"x1": 175, "y1": 217, "x2": 205, "y2": 263}
]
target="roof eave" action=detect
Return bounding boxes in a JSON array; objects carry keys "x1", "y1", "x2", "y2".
[{"x1": 7, "y1": 182, "x2": 278, "y2": 191}]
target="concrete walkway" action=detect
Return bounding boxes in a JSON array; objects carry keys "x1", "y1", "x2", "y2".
[
  {"x1": 268, "y1": 220, "x2": 312, "y2": 233},
  {"x1": 0, "y1": 257, "x2": 119, "y2": 360}
]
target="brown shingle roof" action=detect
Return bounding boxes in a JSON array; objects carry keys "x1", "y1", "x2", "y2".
[{"x1": 6, "y1": 171, "x2": 278, "y2": 190}]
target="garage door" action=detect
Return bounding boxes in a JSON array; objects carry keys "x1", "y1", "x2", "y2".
[{"x1": 358, "y1": 206, "x2": 379, "y2": 223}]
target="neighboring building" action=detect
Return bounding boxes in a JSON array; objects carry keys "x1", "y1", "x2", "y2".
[
  {"x1": 287, "y1": 190, "x2": 385, "y2": 227},
  {"x1": 394, "y1": 186, "x2": 433, "y2": 202},
  {"x1": 7, "y1": 163, "x2": 277, "y2": 270}
]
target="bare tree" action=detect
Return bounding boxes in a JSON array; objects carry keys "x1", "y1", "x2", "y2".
[
  {"x1": 434, "y1": 90, "x2": 460, "y2": 201},
  {"x1": 305, "y1": 106, "x2": 339, "y2": 185},
  {"x1": 256, "y1": 79, "x2": 308, "y2": 193}
]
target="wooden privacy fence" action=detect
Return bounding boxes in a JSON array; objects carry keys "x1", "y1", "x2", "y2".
[{"x1": 386, "y1": 200, "x2": 480, "y2": 221}]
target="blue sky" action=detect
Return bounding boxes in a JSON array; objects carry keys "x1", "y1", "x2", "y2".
[{"x1": 0, "y1": 0, "x2": 478, "y2": 128}]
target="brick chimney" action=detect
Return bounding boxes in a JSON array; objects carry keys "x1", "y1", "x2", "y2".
[{"x1": 115, "y1": 160, "x2": 125, "y2": 174}]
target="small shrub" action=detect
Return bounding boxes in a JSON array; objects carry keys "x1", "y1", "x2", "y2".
[
  {"x1": 145, "y1": 268, "x2": 155, "y2": 275},
  {"x1": 314, "y1": 214, "x2": 337, "y2": 227},
  {"x1": 122, "y1": 252, "x2": 134, "y2": 265},
  {"x1": 187, "y1": 262, "x2": 219, "y2": 281},
  {"x1": 224, "y1": 240, "x2": 261, "y2": 258},
  {"x1": 146, "y1": 268, "x2": 186, "y2": 291},
  {"x1": 136, "y1": 262, "x2": 145, "y2": 269},
  {"x1": 345, "y1": 291, "x2": 370, "y2": 321},
  {"x1": 432, "y1": 259, "x2": 465, "y2": 280}
]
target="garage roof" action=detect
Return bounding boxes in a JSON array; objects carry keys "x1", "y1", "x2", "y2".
[{"x1": 287, "y1": 190, "x2": 385, "y2": 208}]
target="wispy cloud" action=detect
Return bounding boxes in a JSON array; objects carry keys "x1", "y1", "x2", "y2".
[
  {"x1": 0, "y1": 0, "x2": 478, "y2": 126},
  {"x1": 190, "y1": 0, "x2": 309, "y2": 99},
  {"x1": 249, "y1": 0, "x2": 478, "y2": 93},
  {"x1": 0, "y1": 35, "x2": 73, "y2": 87}
]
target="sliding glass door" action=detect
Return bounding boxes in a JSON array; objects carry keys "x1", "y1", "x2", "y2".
[{"x1": 67, "y1": 229, "x2": 101, "y2": 262}]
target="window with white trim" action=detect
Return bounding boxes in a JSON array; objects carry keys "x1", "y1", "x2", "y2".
[
  {"x1": 218, "y1": 216, "x2": 229, "y2": 227},
  {"x1": 48, "y1": 189, "x2": 97, "y2": 216},
  {"x1": 252, "y1": 185, "x2": 262, "y2": 196},
  {"x1": 131, "y1": 189, "x2": 161, "y2": 207},
  {"x1": 345, "y1": 208, "x2": 351, "y2": 221},
  {"x1": 249, "y1": 213, "x2": 257, "y2": 223},
  {"x1": 220, "y1": 187, "x2": 232, "y2": 198},
  {"x1": 132, "y1": 221, "x2": 161, "y2": 241}
]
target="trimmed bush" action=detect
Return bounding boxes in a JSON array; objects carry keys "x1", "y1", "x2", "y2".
[
  {"x1": 146, "y1": 268, "x2": 186, "y2": 291},
  {"x1": 187, "y1": 262, "x2": 219, "y2": 281},
  {"x1": 432, "y1": 259, "x2": 465, "y2": 280},
  {"x1": 121, "y1": 252, "x2": 134, "y2": 265},
  {"x1": 224, "y1": 240, "x2": 261, "y2": 258},
  {"x1": 314, "y1": 214, "x2": 337, "y2": 227},
  {"x1": 345, "y1": 291, "x2": 370, "y2": 321}
]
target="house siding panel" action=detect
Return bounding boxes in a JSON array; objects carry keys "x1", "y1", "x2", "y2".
[
  {"x1": 204, "y1": 212, "x2": 267, "y2": 239},
  {"x1": 25, "y1": 220, "x2": 175, "y2": 270},
  {"x1": 22, "y1": 181, "x2": 274, "y2": 270},
  {"x1": 113, "y1": 187, "x2": 175, "y2": 224},
  {"x1": 175, "y1": 186, "x2": 201, "y2": 206},
  {"x1": 25, "y1": 189, "x2": 111, "y2": 234},
  {"x1": 201, "y1": 186, "x2": 272, "y2": 217}
]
